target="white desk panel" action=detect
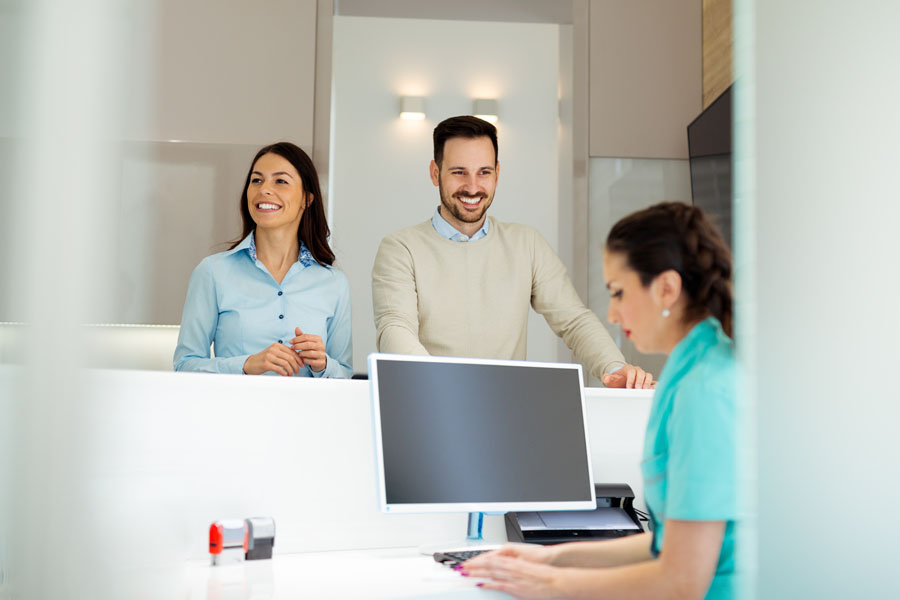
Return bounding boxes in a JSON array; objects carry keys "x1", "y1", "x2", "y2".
[
  {"x1": 0, "y1": 367, "x2": 652, "y2": 598},
  {"x1": 73, "y1": 370, "x2": 475, "y2": 559},
  {"x1": 584, "y1": 387, "x2": 653, "y2": 510}
]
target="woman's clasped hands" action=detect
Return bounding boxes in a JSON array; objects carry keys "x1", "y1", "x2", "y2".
[
  {"x1": 290, "y1": 326, "x2": 327, "y2": 373},
  {"x1": 243, "y1": 327, "x2": 327, "y2": 376}
]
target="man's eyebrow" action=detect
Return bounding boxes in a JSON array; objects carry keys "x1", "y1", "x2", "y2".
[{"x1": 446, "y1": 165, "x2": 495, "y2": 171}]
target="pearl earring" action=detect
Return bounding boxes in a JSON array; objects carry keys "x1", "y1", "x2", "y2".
[{"x1": 662, "y1": 308, "x2": 670, "y2": 318}]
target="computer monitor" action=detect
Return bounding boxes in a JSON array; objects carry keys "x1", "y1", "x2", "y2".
[{"x1": 368, "y1": 354, "x2": 596, "y2": 520}]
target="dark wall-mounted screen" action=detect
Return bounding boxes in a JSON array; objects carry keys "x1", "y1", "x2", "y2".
[{"x1": 688, "y1": 85, "x2": 732, "y2": 249}]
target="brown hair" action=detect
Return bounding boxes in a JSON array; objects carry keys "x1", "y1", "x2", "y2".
[
  {"x1": 606, "y1": 202, "x2": 733, "y2": 337},
  {"x1": 229, "y1": 142, "x2": 335, "y2": 266},
  {"x1": 433, "y1": 115, "x2": 498, "y2": 168}
]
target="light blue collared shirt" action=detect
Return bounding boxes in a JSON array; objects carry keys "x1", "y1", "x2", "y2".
[
  {"x1": 431, "y1": 206, "x2": 490, "y2": 242},
  {"x1": 174, "y1": 232, "x2": 352, "y2": 378}
]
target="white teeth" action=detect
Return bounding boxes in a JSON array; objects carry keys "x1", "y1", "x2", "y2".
[
  {"x1": 257, "y1": 203, "x2": 280, "y2": 210},
  {"x1": 459, "y1": 197, "x2": 481, "y2": 205}
]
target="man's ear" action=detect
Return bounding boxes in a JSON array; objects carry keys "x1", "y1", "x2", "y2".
[{"x1": 429, "y1": 160, "x2": 440, "y2": 186}]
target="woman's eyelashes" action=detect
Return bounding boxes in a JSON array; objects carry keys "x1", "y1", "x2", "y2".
[{"x1": 610, "y1": 289, "x2": 623, "y2": 299}]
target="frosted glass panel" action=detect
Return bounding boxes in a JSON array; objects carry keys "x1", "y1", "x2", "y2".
[
  {"x1": 0, "y1": 140, "x2": 254, "y2": 324},
  {"x1": 587, "y1": 157, "x2": 691, "y2": 384},
  {"x1": 0, "y1": 138, "x2": 18, "y2": 319}
]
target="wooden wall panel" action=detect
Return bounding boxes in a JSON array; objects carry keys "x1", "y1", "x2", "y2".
[{"x1": 702, "y1": 0, "x2": 733, "y2": 108}]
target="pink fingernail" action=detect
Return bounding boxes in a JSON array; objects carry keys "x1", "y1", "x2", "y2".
[
  {"x1": 452, "y1": 565, "x2": 463, "y2": 571},
  {"x1": 476, "y1": 583, "x2": 484, "y2": 588},
  {"x1": 459, "y1": 570, "x2": 469, "y2": 577}
]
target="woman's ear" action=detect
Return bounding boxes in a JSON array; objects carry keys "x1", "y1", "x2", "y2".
[{"x1": 653, "y1": 269, "x2": 683, "y2": 311}]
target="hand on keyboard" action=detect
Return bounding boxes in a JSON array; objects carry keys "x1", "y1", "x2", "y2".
[{"x1": 432, "y1": 549, "x2": 490, "y2": 567}]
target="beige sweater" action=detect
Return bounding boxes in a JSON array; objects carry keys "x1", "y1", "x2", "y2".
[{"x1": 371, "y1": 217, "x2": 625, "y2": 378}]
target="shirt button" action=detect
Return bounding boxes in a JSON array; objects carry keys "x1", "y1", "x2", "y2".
[
  {"x1": 279, "y1": 314, "x2": 284, "y2": 319},
  {"x1": 278, "y1": 291, "x2": 283, "y2": 296}
]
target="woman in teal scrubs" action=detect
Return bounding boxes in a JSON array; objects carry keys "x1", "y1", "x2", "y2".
[{"x1": 462, "y1": 202, "x2": 737, "y2": 599}]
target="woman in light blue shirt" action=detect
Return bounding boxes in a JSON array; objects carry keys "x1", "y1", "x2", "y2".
[
  {"x1": 463, "y1": 202, "x2": 737, "y2": 599},
  {"x1": 174, "y1": 142, "x2": 352, "y2": 378}
]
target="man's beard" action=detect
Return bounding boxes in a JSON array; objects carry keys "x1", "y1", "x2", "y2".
[{"x1": 438, "y1": 177, "x2": 492, "y2": 224}]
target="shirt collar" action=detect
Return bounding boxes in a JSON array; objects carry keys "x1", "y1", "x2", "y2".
[
  {"x1": 226, "y1": 231, "x2": 317, "y2": 268},
  {"x1": 224, "y1": 233, "x2": 253, "y2": 256},
  {"x1": 670, "y1": 317, "x2": 718, "y2": 357},
  {"x1": 657, "y1": 317, "x2": 727, "y2": 387},
  {"x1": 431, "y1": 206, "x2": 490, "y2": 242}
]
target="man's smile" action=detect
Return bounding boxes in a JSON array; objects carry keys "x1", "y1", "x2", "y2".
[{"x1": 455, "y1": 193, "x2": 486, "y2": 207}]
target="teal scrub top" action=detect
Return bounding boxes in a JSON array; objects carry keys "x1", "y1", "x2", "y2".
[{"x1": 641, "y1": 317, "x2": 737, "y2": 599}]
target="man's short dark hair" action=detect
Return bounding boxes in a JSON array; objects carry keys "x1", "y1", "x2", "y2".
[{"x1": 433, "y1": 116, "x2": 498, "y2": 168}]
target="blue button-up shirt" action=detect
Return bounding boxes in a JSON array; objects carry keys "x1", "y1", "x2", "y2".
[
  {"x1": 174, "y1": 232, "x2": 352, "y2": 378},
  {"x1": 431, "y1": 206, "x2": 490, "y2": 242}
]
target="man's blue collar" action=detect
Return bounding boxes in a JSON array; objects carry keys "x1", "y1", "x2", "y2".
[{"x1": 431, "y1": 206, "x2": 490, "y2": 242}]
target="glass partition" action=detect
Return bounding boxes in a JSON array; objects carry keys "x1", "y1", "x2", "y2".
[{"x1": 586, "y1": 157, "x2": 692, "y2": 385}]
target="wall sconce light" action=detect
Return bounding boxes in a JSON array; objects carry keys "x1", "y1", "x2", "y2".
[
  {"x1": 473, "y1": 99, "x2": 499, "y2": 123},
  {"x1": 399, "y1": 96, "x2": 426, "y2": 120}
]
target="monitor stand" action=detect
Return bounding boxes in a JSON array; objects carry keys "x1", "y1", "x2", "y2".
[{"x1": 417, "y1": 512, "x2": 503, "y2": 556}]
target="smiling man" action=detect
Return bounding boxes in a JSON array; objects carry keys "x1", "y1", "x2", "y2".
[{"x1": 371, "y1": 116, "x2": 653, "y2": 388}]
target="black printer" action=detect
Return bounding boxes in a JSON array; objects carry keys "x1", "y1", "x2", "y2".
[{"x1": 505, "y1": 483, "x2": 645, "y2": 545}]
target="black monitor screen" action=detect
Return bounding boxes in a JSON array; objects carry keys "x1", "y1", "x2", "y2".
[{"x1": 370, "y1": 356, "x2": 594, "y2": 510}]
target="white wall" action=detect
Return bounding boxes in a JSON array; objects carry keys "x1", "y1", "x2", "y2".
[
  {"x1": 330, "y1": 16, "x2": 562, "y2": 373},
  {"x1": 124, "y1": 0, "x2": 317, "y2": 145},
  {"x1": 115, "y1": 0, "x2": 316, "y2": 324},
  {"x1": 588, "y1": 0, "x2": 701, "y2": 159}
]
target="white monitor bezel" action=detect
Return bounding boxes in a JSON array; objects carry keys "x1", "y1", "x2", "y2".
[{"x1": 368, "y1": 353, "x2": 597, "y2": 514}]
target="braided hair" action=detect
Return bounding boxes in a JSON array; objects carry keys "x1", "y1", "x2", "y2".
[{"x1": 606, "y1": 202, "x2": 733, "y2": 338}]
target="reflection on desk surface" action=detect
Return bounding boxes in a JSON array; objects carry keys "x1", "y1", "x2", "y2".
[{"x1": 189, "y1": 547, "x2": 498, "y2": 599}]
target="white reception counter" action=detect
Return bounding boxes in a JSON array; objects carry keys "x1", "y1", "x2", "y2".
[{"x1": 0, "y1": 368, "x2": 652, "y2": 598}]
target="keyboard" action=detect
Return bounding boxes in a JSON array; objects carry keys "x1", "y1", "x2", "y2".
[{"x1": 432, "y1": 549, "x2": 490, "y2": 566}]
